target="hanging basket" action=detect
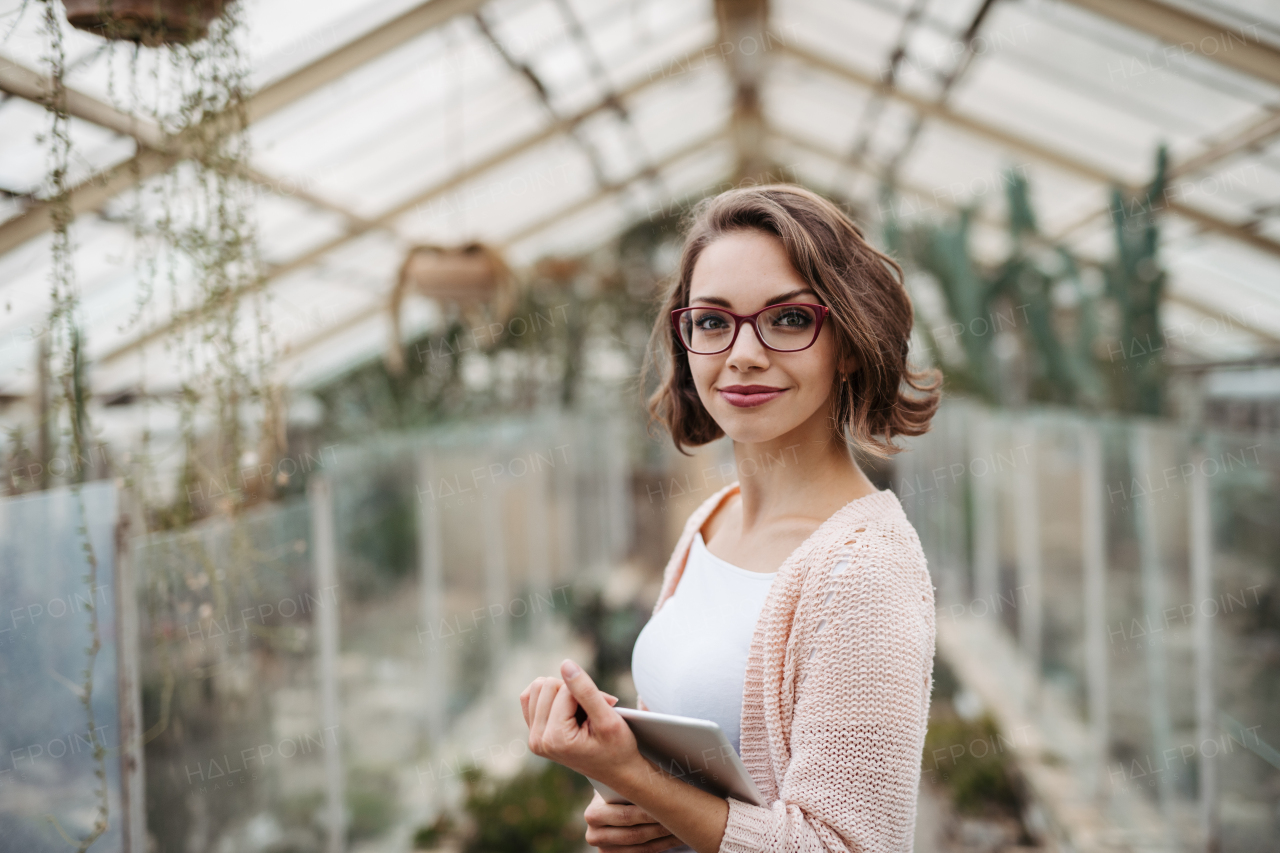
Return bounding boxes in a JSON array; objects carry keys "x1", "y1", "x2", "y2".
[
  {"x1": 385, "y1": 243, "x2": 514, "y2": 375},
  {"x1": 63, "y1": 0, "x2": 229, "y2": 47}
]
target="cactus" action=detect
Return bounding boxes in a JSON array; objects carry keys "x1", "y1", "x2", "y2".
[
  {"x1": 1104, "y1": 146, "x2": 1169, "y2": 415},
  {"x1": 882, "y1": 147, "x2": 1168, "y2": 414}
]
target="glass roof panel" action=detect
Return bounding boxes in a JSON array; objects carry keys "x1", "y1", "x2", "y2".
[
  {"x1": 589, "y1": 1, "x2": 714, "y2": 90},
  {"x1": 574, "y1": 110, "x2": 647, "y2": 185},
  {"x1": 624, "y1": 62, "x2": 732, "y2": 158},
  {"x1": 247, "y1": 0, "x2": 428, "y2": 87},
  {"x1": 397, "y1": 135, "x2": 598, "y2": 245},
  {"x1": 525, "y1": 36, "x2": 607, "y2": 116},
  {"x1": 1150, "y1": 0, "x2": 1280, "y2": 47},
  {"x1": 254, "y1": 193, "x2": 350, "y2": 264},
  {"x1": 0, "y1": 96, "x2": 135, "y2": 209},
  {"x1": 1, "y1": 0, "x2": 1278, "y2": 398},
  {"x1": 774, "y1": 0, "x2": 901, "y2": 78}
]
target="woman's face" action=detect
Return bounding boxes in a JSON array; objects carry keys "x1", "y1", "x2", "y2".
[{"x1": 685, "y1": 229, "x2": 839, "y2": 446}]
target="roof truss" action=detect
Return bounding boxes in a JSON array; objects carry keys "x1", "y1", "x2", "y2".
[
  {"x1": 1058, "y1": 0, "x2": 1280, "y2": 88},
  {"x1": 1, "y1": 0, "x2": 1277, "y2": 377},
  {"x1": 0, "y1": 0, "x2": 490, "y2": 256}
]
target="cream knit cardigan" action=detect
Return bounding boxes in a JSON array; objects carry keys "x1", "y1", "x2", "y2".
[{"x1": 638, "y1": 483, "x2": 935, "y2": 853}]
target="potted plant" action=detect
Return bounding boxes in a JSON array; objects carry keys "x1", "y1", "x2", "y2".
[{"x1": 63, "y1": 0, "x2": 229, "y2": 46}]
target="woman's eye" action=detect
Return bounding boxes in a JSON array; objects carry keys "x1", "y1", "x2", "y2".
[
  {"x1": 695, "y1": 315, "x2": 729, "y2": 329},
  {"x1": 773, "y1": 310, "x2": 811, "y2": 327}
]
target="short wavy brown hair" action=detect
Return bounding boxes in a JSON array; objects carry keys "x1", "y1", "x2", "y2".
[{"x1": 644, "y1": 184, "x2": 941, "y2": 456}]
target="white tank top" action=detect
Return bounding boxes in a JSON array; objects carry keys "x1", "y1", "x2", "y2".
[{"x1": 630, "y1": 532, "x2": 778, "y2": 757}]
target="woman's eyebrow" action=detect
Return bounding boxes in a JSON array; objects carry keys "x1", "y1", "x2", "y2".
[
  {"x1": 691, "y1": 286, "x2": 819, "y2": 307},
  {"x1": 762, "y1": 289, "x2": 814, "y2": 306}
]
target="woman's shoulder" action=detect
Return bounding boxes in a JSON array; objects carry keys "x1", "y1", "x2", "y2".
[
  {"x1": 813, "y1": 488, "x2": 918, "y2": 548},
  {"x1": 804, "y1": 489, "x2": 930, "y2": 587}
]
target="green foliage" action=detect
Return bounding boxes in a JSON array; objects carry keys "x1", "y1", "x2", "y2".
[
  {"x1": 347, "y1": 768, "x2": 398, "y2": 843},
  {"x1": 1104, "y1": 146, "x2": 1169, "y2": 415},
  {"x1": 995, "y1": 169, "x2": 1104, "y2": 408},
  {"x1": 923, "y1": 713, "x2": 1021, "y2": 816},
  {"x1": 885, "y1": 203, "x2": 1001, "y2": 400},
  {"x1": 459, "y1": 762, "x2": 593, "y2": 853},
  {"x1": 923, "y1": 656, "x2": 1027, "y2": 822},
  {"x1": 565, "y1": 586, "x2": 649, "y2": 696},
  {"x1": 884, "y1": 147, "x2": 1171, "y2": 415},
  {"x1": 310, "y1": 213, "x2": 675, "y2": 440},
  {"x1": 412, "y1": 813, "x2": 456, "y2": 850},
  {"x1": 344, "y1": 472, "x2": 417, "y2": 596}
]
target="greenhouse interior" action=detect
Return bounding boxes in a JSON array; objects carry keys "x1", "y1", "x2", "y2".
[{"x1": 0, "y1": 0, "x2": 1278, "y2": 851}]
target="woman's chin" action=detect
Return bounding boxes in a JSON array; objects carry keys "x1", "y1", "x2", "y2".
[{"x1": 715, "y1": 413, "x2": 797, "y2": 447}]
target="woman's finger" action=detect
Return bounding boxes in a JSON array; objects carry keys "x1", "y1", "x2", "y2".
[
  {"x1": 523, "y1": 678, "x2": 548, "y2": 727},
  {"x1": 584, "y1": 793, "x2": 658, "y2": 828},
  {"x1": 528, "y1": 678, "x2": 561, "y2": 751},
  {"x1": 559, "y1": 659, "x2": 614, "y2": 726},
  {"x1": 547, "y1": 670, "x2": 584, "y2": 741},
  {"x1": 519, "y1": 682, "x2": 534, "y2": 727},
  {"x1": 526, "y1": 679, "x2": 607, "y2": 728},
  {"x1": 593, "y1": 832, "x2": 684, "y2": 853},
  {"x1": 584, "y1": 822, "x2": 674, "y2": 848}
]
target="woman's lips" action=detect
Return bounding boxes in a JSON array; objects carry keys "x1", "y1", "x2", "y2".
[{"x1": 719, "y1": 385, "x2": 786, "y2": 408}]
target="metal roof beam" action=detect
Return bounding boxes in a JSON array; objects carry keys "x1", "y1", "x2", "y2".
[
  {"x1": 716, "y1": 0, "x2": 771, "y2": 182},
  {"x1": 1057, "y1": 0, "x2": 1280, "y2": 88},
  {"x1": 783, "y1": 42, "x2": 1280, "y2": 260},
  {"x1": 776, "y1": 127, "x2": 1280, "y2": 349},
  {"x1": 246, "y1": 0, "x2": 493, "y2": 123},
  {"x1": 472, "y1": 11, "x2": 613, "y2": 194},
  {"x1": 499, "y1": 128, "x2": 725, "y2": 249},
  {"x1": 96, "y1": 43, "x2": 722, "y2": 367},
  {"x1": 0, "y1": 53, "x2": 377, "y2": 234},
  {"x1": 1053, "y1": 109, "x2": 1280, "y2": 242},
  {"x1": 882, "y1": 0, "x2": 1001, "y2": 180},
  {"x1": 1164, "y1": 291, "x2": 1280, "y2": 347},
  {"x1": 551, "y1": 0, "x2": 665, "y2": 199},
  {"x1": 772, "y1": 126, "x2": 1007, "y2": 231},
  {"x1": 0, "y1": 0, "x2": 489, "y2": 257},
  {"x1": 0, "y1": 52, "x2": 167, "y2": 147},
  {"x1": 272, "y1": 128, "x2": 726, "y2": 374}
]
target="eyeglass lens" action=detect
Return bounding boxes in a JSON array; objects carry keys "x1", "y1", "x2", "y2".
[{"x1": 678, "y1": 305, "x2": 820, "y2": 353}]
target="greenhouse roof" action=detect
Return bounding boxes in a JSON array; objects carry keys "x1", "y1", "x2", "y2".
[{"x1": 0, "y1": 0, "x2": 1278, "y2": 399}]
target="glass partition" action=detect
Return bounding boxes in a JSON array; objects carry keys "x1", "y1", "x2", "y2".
[
  {"x1": 130, "y1": 409, "x2": 631, "y2": 852},
  {"x1": 898, "y1": 399, "x2": 1280, "y2": 851},
  {"x1": 0, "y1": 482, "x2": 123, "y2": 852}
]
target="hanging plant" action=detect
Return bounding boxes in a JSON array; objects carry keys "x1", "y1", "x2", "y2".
[
  {"x1": 18, "y1": 8, "x2": 275, "y2": 842},
  {"x1": 385, "y1": 243, "x2": 514, "y2": 375},
  {"x1": 108, "y1": 0, "x2": 274, "y2": 526},
  {"x1": 29, "y1": 3, "x2": 111, "y2": 849},
  {"x1": 63, "y1": 0, "x2": 229, "y2": 47}
]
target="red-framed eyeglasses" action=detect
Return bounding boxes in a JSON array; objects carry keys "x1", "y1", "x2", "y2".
[{"x1": 670, "y1": 303, "x2": 830, "y2": 355}]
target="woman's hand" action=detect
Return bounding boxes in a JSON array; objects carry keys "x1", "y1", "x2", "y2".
[
  {"x1": 521, "y1": 662, "x2": 724, "y2": 853},
  {"x1": 519, "y1": 675, "x2": 619, "y2": 725},
  {"x1": 583, "y1": 789, "x2": 684, "y2": 853},
  {"x1": 519, "y1": 659, "x2": 645, "y2": 789}
]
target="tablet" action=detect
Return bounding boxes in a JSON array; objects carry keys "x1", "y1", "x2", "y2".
[{"x1": 584, "y1": 706, "x2": 766, "y2": 807}]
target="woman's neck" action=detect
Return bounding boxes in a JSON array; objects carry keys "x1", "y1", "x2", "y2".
[{"x1": 731, "y1": 418, "x2": 878, "y2": 534}]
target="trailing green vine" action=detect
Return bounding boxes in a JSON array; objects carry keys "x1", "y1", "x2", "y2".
[
  {"x1": 72, "y1": 490, "x2": 110, "y2": 852},
  {"x1": 22, "y1": 1, "x2": 273, "y2": 845},
  {"x1": 36, "y1": 3, "x2": 110, "y2": 848}
]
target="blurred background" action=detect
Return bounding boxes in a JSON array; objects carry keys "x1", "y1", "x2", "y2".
[{"x1": 0, "y1": 0, "x2": 1277, "y2": 851}]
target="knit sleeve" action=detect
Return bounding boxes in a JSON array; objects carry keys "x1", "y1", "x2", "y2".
[{"x1": 718, "y1": 522, "x2": 936, "y2": 853}]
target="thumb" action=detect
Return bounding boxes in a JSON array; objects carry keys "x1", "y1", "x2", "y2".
[{"x1": 559, "y1": 659, "x2": 614, "y2": 722}]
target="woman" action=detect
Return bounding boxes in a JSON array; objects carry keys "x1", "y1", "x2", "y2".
[{"x1": 520, "y1": 185, "x2": 940, "y2": 853}]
